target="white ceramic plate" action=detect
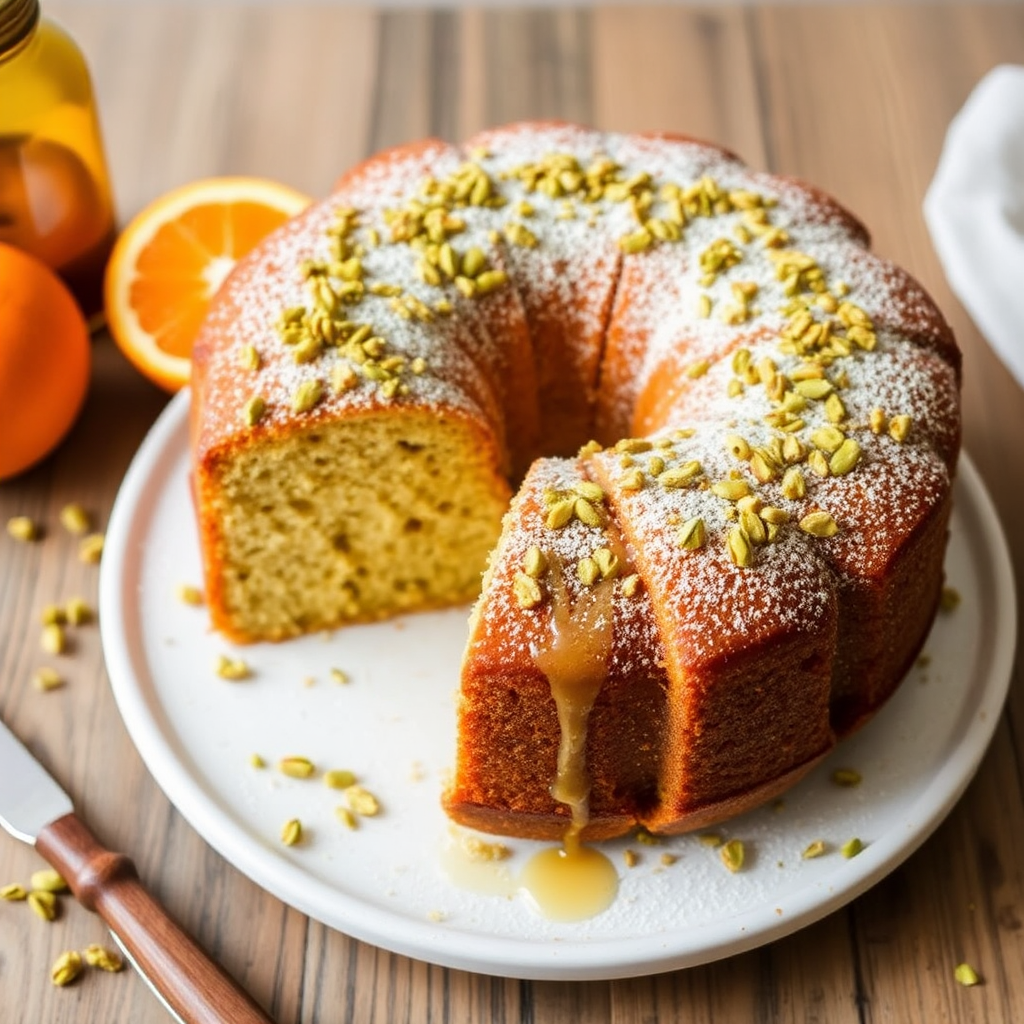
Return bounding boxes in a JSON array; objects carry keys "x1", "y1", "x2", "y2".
[{"x1": 100, "y1": 390, "x2": 1016, "y2": 981}]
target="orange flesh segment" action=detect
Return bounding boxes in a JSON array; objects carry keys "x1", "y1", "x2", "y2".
[{"x1": 127, "y1": 201, "x2": 295, "y2": 359}]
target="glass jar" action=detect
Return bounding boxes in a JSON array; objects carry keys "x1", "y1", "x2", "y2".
[{"x1": 0, "y1": 0, "x2": 116, "y2": 323}]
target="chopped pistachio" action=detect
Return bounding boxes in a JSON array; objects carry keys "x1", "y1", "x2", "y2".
[
  {"x1": 345, "y1": 785, "x2": 381, "y2": 816},
  {"x1": 280, "y1": 819, "x2": 303, "y2": 846},
  {"x1": 30, "y1": 870, "x2": 67, "y2": 893},
  {"x1": 324, "y1": 769, "x2": 358, "y2": 790},
  {"x1": 27, "y1": 890, "x2": 57, "y2": 921},
  {"x1": 831, "y1": 768, "x2": 862, "y2": 787},
  {"x1": 176, "y1": 584, "x2": 204, "y2": 607},
  {"x1": 799, "y1": 510, "x2": 839, "y2": 538},
  {"x1": 214, "y1": 655, "x2": 251, "y2": 681},
  {"x1": 41, "y1": 624, "x2": 65, "y2": 655},
  {"x1": 78, "y1": 533, "x2": 105, "y2": 564},
  {"x1": 83, "y1": 944, "x2": 124, "y2": 972},
  {"x1": 954, "y1": 963, "x2": 980, "y2": 987},
  {"x1": 50, "y1": 950, "x2": 83, "y2": 987},
  {"x1": 0, "y1": 883, "x2": 27, "y2": 901},
  {"x1": 7, "y1": 516, "x2": 40, "y2": 542},
  {"x1": 278, "y1": 756, "x2": 316, "y2": 779},
  {"x1": 840, "y1": 837, "x2": 863, "y2": 859},
  {"x1": 59, "y1": 503, "x2": 90, "y2": 535},
  {"x1": 32, "y1": 667, "x2": 63, "y2": 692},
  {"x1": 720, "y1": 839, "x2": 745, "y2": 873},
  {"x1": 802, "y1": 840, "x2": 827, "y2": 859},
  {"x1": 65, "y1": 597, "x2": 92, "y2": 625}
]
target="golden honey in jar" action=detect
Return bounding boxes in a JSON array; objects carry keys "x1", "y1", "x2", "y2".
[{"x1": 0, "y1": 0, "x2": 116, "y2": 321}]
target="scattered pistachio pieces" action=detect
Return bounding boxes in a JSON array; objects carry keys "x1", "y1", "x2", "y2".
[
  {"x1": 330, "y1": 667, "x2": 349, "y2": 684},
  {"x1": 954, "y1": 963, "x2": 980, "y2": 987},
  {"x1": 50, "y1": 950, "x2": 83, "y2": 987},
  {"x1": 940, "y1": 586, "x2": 961, "y2": 612},
  {"x1": 840, "y1": 837, "x2": 864, "y2": 859},
  {"x1": 623, "y1": 848, "x2": 640, "y2": 868},
  {"x1": 280, "y1": 819, "x2": 303, "y2": 846},
  {"x1": 249, "y1": 754, "x2": 266, "y2": 769},
  {"x1": 83, "y1": 944, "x2": 124, "y2": 972},
  {"x1": 60, "y1": 503, "x2": 91, "y2": 535},
  {"x1": 27, "y1": 890, "x2": 58, "y2": 921},
  {"x1": 802, "y1": 840, "x2": 827, "y2": 859},
  {"x1": 78, "y1": 533, "x2": 105, "y2": 564},
  {"x1": 720, "y1": 839, "x2": 746, "y2": 873},
  {"x1": 40, "y1": 603, "x2": 65, "y2": 626},
  {"x1": 345, "y1": 784, "x2": 381, "y2": 817},
  {"x1": 214, "y1": 655, "x2": 251, "y2": 681},
  {"x1": 660, "y1": 852, "x2": 679, "y2": 866},
  {"x1": 176, "y1": 584, "x2": 204, "y2": 606},
  {"x1": 324, "y1": 769, "x2": 357, "y2": 790},
  {"x1": 7, "y1": 516, "x2": 40, "y2": 542},
  {"x1": 30, "y1": 869, "x2": 68, "y2": 893},
  {"x1": 335, "y1": 807, "x2": 358, "y2": 829},
  {"x1": 831, "y1": 768, "x2": 862, "y2": 788},
  {"x1": 0, "y1": 883, "x2": 27, "y2": 901},
  {"x1": 697, "y1": 833, "x2": 723, "y2": 848},
  {"x1": 41, "y1": 623, "x2": 66, "y2": 655},
  {"x1": 278, "y1": 756, "x2": 316, "y2": 779},
  {"x1": 65, "y1": 597, "x2": 92, "y2": 625},
  {"x1": 32, "y1": 667, "x2": 64, "y2": 692}
]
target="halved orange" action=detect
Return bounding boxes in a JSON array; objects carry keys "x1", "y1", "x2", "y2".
[{"x1": 104, "y1": 177, "x2": 311, "y2": 392}]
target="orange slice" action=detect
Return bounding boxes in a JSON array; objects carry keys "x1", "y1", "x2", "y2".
[{"x1": 104, "y1": 177, "x2": 311, "y2": 392}]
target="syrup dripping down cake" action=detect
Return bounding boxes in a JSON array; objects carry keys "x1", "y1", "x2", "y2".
[{"x1": 189, "y1": 122, "x2": 960, "y2": 840}]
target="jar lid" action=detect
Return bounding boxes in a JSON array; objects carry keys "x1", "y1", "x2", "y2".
[{"x1": 0, "y1": 0, "x2": 39, "y2": 58}]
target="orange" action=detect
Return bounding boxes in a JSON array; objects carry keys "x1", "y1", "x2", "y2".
[
  {"x1": 0, "y1": 243, "x2": 91, "y2": 480},
  {"x1": 104, "y1": 177, "x2": 310, "y2": 392}
]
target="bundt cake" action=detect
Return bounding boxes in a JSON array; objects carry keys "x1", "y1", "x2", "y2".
[{"x1": 189, "y1": 122, "x2": 960, "y2": 842}]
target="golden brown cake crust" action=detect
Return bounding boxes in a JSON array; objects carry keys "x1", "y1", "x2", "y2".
[{"x1": 189, "y1": 121, "x2": 960, "y2": 837}]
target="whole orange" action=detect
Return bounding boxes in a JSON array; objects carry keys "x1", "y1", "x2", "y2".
[{"x1": 0, "y1": 243, "x2": 91, "y2": 480}]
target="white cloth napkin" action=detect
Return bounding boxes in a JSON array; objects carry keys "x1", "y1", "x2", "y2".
[{"x1": 925, "y1": 64, "x2": 1024, "y2": 390}]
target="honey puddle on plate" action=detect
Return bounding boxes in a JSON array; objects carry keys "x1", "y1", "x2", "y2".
[{"x1": 443, "y1": 578, "x2": 620, "y2": 922}]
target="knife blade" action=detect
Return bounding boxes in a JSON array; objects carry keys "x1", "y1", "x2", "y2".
[{"x1": 0, "y1": 716, "x2": 275, "y2": 1024}]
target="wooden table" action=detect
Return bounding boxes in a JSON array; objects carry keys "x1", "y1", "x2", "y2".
[{"x1": 2, "y1": 3, "x2": 1023, "y2": 1020}]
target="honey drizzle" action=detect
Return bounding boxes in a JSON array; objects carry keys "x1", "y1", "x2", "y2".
[
  {"x1": 532, "y1": 570, "x2": 614, "y2": 845},
  {"x1": 517, "y1": 564, "x2": 620, "y2": 922}
]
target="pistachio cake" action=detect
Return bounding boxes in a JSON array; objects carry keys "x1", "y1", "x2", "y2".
[{"x1": 189, "y1": 122, "x2": 960, "y2": 839}]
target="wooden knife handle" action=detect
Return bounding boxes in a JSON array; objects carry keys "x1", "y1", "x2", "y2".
[{"x1": 36, "y1": 813, "x2": 275, "y2": 1024}]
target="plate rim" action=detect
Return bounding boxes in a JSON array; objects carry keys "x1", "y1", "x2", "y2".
[{"x1": 99, "y1": 389, "x2": 1018, "y2": 980}]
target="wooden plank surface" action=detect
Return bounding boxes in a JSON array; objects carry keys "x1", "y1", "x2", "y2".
[{"x1": 2, "y1": 4, "x2": 1023, "y2": 1021}]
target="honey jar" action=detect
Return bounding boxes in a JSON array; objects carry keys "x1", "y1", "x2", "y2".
[{"x1": 0, "y1": 0, "x2": 116, "y2": 322}]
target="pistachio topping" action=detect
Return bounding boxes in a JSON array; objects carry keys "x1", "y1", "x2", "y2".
[
  {"x1": 79, "y1": 533, "x2": 105, "y2": 564},
  {"x1": 0, "y1": 883, "x2": 27, "y2": 901},
  {"x1": 677, "y1": 516, "x2": 706, "y2": 550},
  {"x1": 802, "y1": 839, "x2": 827, "y2": 859},
  {"x1": 513, "y1": 571, "x2": 544, "y2": 609},
  {"x1": 799, "y1": 510, "x2": 839, "y2": 538},
  {"x1": 31, "y1": 667, "x2": 63, "y2": 692},
  {"x1": 523, "y1": 545, "x2": 548, "y2": 578}
]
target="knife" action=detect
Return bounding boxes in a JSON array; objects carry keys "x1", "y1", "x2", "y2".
[{"x1": 0, "y1": 715, "x2": 275, "y2": 1024}]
